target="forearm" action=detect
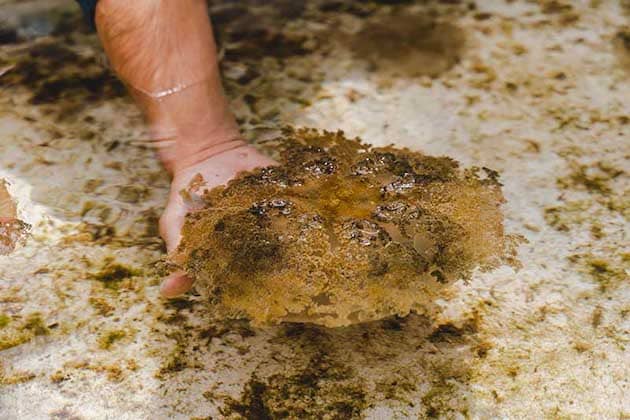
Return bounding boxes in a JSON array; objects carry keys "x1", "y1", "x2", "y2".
[{"x1": 94, "y1": 0, "x2": 242, "y2": 174}]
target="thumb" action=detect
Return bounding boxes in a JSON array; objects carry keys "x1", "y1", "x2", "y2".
[
  {"x1": 159, "y1": 191, "x2": 195, "y2": 297},
  {"x1": 160, "y1": 271, "x2": 194, "y2": 298},
  {"x1": 159, "y1": 191, "x2": 188, "y2": 253}
]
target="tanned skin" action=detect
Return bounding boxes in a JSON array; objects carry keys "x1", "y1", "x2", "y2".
[{"x1": 95, "y1": 0, "x2": 276, "y2": 297}]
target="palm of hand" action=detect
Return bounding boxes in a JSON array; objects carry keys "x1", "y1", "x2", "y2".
[{"x1": 159, "y1": 145, "x2": 276, "y2": 297}]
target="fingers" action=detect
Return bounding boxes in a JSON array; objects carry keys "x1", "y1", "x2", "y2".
[
  {"x1": 159, "y1": 197, "x2": 194, "y2": 298},
  {"x1": 158, "y1": 146, "x2": 278, "y2": 299},
  {"x1": 158, "y1": 179, "x2": 197, "y2": 298},
  {"x1": 160, "y1": 271, "x2": 194, "y2": 298},
  {"x1": 159, "y1": 195, "x2": 188, "y2": 253}
]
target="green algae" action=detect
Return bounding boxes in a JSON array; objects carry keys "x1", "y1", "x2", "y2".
[
  {"x1": 208, "y1": 307, "x2": 487, "y2": 419},
  {"x1": 156, "y1": 331, "x2": 192, "y2": 379},
  {"x1": 614, "y1": 28, "x2": 630, "y2": 70},
  {"x1": 428, "y1": 317, "x2": 480, "y2": 343},
  {"x1": 1, "y1": 41, "x2": 125, "y2": 122},
  {"x1": 22, "y1": 313, "x2": 49, "y2": 336},
  {"x1": 89, "y1": 257, "x2": 142, "y2": 290},
  {"x1": 421, "y1": 379, "x2": 462, "y2": 418},
  {"x1": 585, "y1": 258, "x2": 627, "y2": 292},
  {"x1": 544, "y1": 201, "x2": 591, "y2": 231},
  {"x1": 0, "y1": 363, "x2": 35, "y2": 386},
  {"x1": 158, "y1": 346, "x2": 189, "y2": 377},
  {"x1": 88, "y1": 296, "x2": 115, "y2": 317},
  {"x1": 97, "y1": 329, "x2": 127, "y2": 350},
  {"x1": 0, "y1": 313, "x2": 49, "y2": 351},
  {"x1": 568, "y1": 253, "x2": 628, "y2": 292},
  {"x1": 221, "y1": 353, "x2": 368, "y2": 419},
  {"x1": 557, "y1": 162, "x2": 624, "y2": 195},
  {"x1": 349, "y1": 13, "x2": 466, "y2": 78},
  {"x1": 0, "y1": 314, "x2": 10, "y2": 329}
]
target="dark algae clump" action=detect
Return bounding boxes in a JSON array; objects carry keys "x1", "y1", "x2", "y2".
[
  {"x1": 221, "y1": 353, "x2": 367, "y2": 419},
  {"x1": 171, "y1": 128, "x2": 512, "y2": 327},
  {"x1": 89, "y1": 257, "x2": 142, "y2": 290},
  {"x1": 2, "y1": 41, "x2": 125, "y2": 121},
  {"x1": 350, "y1": 14, "x2": 466, "y2": 78}
]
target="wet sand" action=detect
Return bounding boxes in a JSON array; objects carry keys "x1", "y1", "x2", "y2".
[{"x1": 0, "y1": 0, "x2": 628, "y2": 418}]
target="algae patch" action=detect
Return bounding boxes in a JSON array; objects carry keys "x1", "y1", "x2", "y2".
[
  {"x1": 614, "y1": 29, "x2": 630, "y2": 71},
  {"x1": 210, "y1": 311, "x2": 484, "y2": 419},
  {"x1": 88, "y1": 257, "x2": 142, "y2": 290},
  {"x1": 172, "y1": 128, "x2": 514, "y2": 327},
  {"x1": 349, "y1": 14, "x2": 466, "y2": 78},
  {"x1": 1, "y1": 41, "x2": 125, "y2": 121},
  {"x1": 221, "y1": 354, "x2": 368, "y2": 419},
  {"x1": 568, "y1": 253, "x2": 628, "y2": 292},
  {"x1": 97, "y1": 329, "x2": 128, "y2": 350},
  {"x1": 556, "y1": 162, "x2": 624, "y2": 195},
  {"x1": 0, "y1": 312, "x2": 50, "y2": 351},
  {"x1": 0, "y1": 362, "x2": 35, "y2": 386}
]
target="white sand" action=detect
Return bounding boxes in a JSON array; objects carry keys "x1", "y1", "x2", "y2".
[{"x1": 0, "y1": 0, "x2": 628, "y2": 418}]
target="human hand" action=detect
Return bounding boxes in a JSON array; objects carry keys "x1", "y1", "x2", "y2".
[
  {"x1": 159, "y1": 143, "x2": 276, "y2": 297},
  {"x1": 93, "y1": 0, "x2": 275, "y2": 297}
]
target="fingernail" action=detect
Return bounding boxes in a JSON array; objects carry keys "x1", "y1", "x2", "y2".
[{"x1": 160, "y1": 273, "x2": 194, "y2": 298}]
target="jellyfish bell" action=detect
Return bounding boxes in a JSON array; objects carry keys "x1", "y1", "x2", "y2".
[{"x1": 170, "y1": 128, "x2": 512, "y2": 327}]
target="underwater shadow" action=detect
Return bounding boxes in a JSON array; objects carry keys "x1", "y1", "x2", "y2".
[{"x1": 152, "y1": 298, "x2": 487, "y2": 419}]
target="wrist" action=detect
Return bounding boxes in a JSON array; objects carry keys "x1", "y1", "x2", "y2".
[
  {"x1": 128, "y1": 80, "x2": 242, "y2": 175},
  {"x1": 157, "y1": 132, "x2": 247, "y2": 175}
]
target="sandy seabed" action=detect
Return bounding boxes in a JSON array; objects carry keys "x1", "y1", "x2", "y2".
[{"x1": 0, "y1": 0, "x2": 628, "y2": 418}]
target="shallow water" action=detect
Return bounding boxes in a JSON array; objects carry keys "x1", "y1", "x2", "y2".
[{"x1": 0, "y1": 0, "x2": 628, "y2": 418}]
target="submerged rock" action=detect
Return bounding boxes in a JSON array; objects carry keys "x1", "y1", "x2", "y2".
[
  {"x1": 0, "y1": 180, "x2": 29, "y2": 255},
  {"x1": 0, "y1": 179, "x2": 17, "y2": 219},
  {"x1": 171, "y1": 128, "x2": 511, "y2": 327}
]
